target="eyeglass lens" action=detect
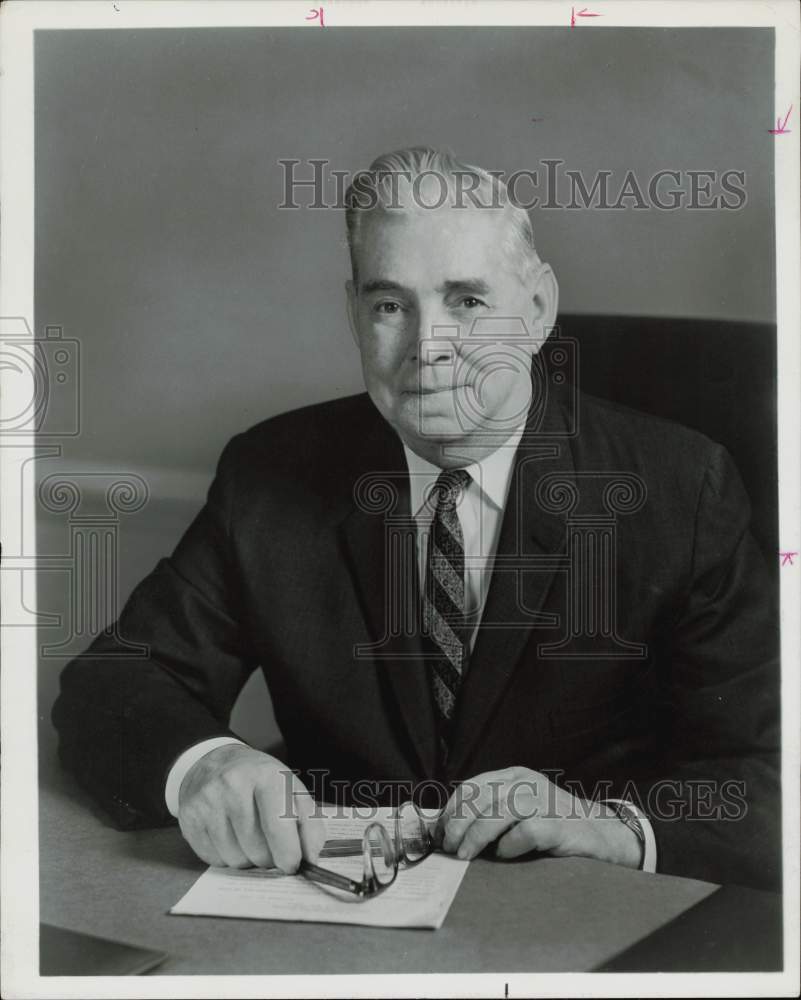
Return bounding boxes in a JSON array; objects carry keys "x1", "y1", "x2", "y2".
[
  {"x1": 397, "y1": 802, "x2": 430, "y2": 863},
  {"x1": 364, "y1": 824, "x2": 397, "y2": 887}
]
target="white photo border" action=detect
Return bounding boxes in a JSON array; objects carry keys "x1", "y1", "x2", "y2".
[{"x1": 1, "y1": 1, "x2": 799, "y2": 997}]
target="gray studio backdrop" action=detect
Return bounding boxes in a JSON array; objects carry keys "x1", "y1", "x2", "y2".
[{"x1": 35, "y1": 27, "x2": 774, "y2": 754}]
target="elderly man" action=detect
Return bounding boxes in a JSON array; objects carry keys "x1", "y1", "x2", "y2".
[{"x1": 53, "y1": 147, "x2": 780, "y2": 889}]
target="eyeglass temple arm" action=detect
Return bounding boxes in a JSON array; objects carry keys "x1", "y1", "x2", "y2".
[{"x1": 298, "y1": 859, "x2": 363, "y2": 895}]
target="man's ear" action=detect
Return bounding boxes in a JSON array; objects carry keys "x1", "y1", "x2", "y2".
[
  {"x1": 529, "y1": 263, "x2": 559, "y2": 354},
  {"x1": 345, "y1": 279, "x2": 360, "y2": 348}
]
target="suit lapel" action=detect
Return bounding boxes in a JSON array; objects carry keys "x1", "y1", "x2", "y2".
[
  {"x1": 446, "y1": 397, "x2": 576, "y2": 775},
  {"x1": 336, "y1": 390, "x2": 575, "y2": 780},
  {"x1": 337, "y1": 418, "x2": 438, "y2": 778}
]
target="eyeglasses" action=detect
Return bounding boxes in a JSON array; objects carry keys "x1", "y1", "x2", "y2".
[{"x1": 299, "y1": 801, "x2": 437, "y2": 899}]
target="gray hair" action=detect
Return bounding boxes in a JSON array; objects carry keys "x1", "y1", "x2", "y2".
[{"x1": 344, "y1": 146, "x2": 540, "y2": 284}]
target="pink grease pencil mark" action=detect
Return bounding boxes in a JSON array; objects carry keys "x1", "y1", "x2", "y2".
[
  {"x1": 306, "y1": 6, "x2": 325, "y2": 26},
  {"x1": 779, "y1": 551, "x2": 798, "y2": 566},
  {"x1": 571, "y1": 7, "x2": 598, "y2": 26},
  {"x1": 768, "y1": 105, "x2": 792, "y2": 135},
  {"x1": 572, "y1": 6, "x2": 602, "y2": 26}
]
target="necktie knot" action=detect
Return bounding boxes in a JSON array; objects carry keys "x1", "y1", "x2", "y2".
[{"x1": 431, "y1": 469, "x2": 471, "y2": 511}]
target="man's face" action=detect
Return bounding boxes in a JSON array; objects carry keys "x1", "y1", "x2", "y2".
[{"x1": 346, "y1": 203, "x2": 558, "y2": 464}]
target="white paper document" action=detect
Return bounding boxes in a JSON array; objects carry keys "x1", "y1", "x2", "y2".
[{"x1": 170, "y1": 805, "x2": 469, "y2": 929}]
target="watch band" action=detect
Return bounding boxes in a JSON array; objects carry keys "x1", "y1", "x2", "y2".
[
  {"x1": 602, "y1": 798, "x2": 656, "y2": 872},
  {"x1": 608, "y1": 800, "x2": 645, "y2": 842}
]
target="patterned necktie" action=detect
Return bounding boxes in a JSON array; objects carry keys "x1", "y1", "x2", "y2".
[{"x1": 422, "y1": 469, "x2": 472, "y2": 748}]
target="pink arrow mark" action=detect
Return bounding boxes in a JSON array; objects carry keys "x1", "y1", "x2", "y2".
[
  {"x1": 779, "y1": 551, "x2": 798, "y2": 566},
  {"x1": 571, "y1": 7, "x2": 602, "y2": 26}
]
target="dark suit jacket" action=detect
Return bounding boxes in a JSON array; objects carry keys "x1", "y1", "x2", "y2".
[{"x1": 52, "y1": 384, "x2": 781, "y2": 889}]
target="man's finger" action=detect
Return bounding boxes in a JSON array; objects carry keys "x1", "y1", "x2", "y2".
[
  {"x1": 456, "y1": 811, "x2": 518, "y2": 860},
  {"x1": 293, "y1": 786, "x2": 327, "y2": 863},
  {"x1": 441, "y1": 778, "x2": 510, "y2": 852},
  {"x1": 439, "y1": 785, "x2": 485, "y2": 850},
  {"x1": 180, "y1": 816, "x2": 226, "y2": 867},
  {"x1": 438, "y1": 770, "x2": 507, "y2": 825},
  {"x1": 228, "y1": 797, "x2": 275, "y2": 868},
  {"x1": 255, "y1": 784, "x2": 303, "y2": 874},
  {"x1": 495, "y1": 817, "x2": 561, "y2": 859},
  {"x1": 206, "y1": 813, "x2": 252, "y2": 868}
]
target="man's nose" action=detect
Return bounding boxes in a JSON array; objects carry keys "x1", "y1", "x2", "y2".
[{"x1": 411, "y1": 309, "x2": 458, "y2": 366}]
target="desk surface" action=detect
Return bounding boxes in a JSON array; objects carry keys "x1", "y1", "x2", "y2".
[{"x1": 38, "y1": 749, "x2": 777, "y2": 975}]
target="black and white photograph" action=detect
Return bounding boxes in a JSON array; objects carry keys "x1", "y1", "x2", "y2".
[{"x1": 1, "y1": 1, "x2": 799, "y2": 996}]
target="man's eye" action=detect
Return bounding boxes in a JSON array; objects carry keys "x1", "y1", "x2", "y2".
[
  {"x1": 458, "y1": 296, "x2": 487, "y2": 309},
  {"x1": 374, "y1": 301, "x2": 404, "y2": 315}
]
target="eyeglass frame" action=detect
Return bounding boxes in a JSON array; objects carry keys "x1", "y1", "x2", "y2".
[{"x1": 298, "y1": 802, "x2": 438, "y2": 899}]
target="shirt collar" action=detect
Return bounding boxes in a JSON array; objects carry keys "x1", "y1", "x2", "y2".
[{"x1": 402, "y1": 424, "x2": 526, "y2": 518}]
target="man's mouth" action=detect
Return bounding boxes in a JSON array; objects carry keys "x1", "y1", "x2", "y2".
[{"x1": 406, "y1": 384, "x2": 470, "y2": 395}]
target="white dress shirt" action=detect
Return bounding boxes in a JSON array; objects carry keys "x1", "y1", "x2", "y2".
[{"x1": 164, "y1": 426, "x2": 656, "y2": 871}]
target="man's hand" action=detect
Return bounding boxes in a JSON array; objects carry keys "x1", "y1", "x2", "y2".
[
  {"x1": 437, "y1": 766, "x2": 643, "y2": 868},
  {"x1": 177, "y1": 744, "x2": 327, "y2": 872}
]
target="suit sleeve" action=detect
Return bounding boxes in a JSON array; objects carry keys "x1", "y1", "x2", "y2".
[
  {"x1": 51, "y1": 434, "x2": 259, "y2": 830},
  {"x1": 639, "y1": 444, "x2": 781, "y2": 889}
]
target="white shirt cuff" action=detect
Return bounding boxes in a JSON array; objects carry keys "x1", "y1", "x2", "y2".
[
  {"x1": 164, "y1": 737, "x2": 246, "y2": 817},
  {"x1": 604, "y1": 798, "x2": 658, "y2": 873}
]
